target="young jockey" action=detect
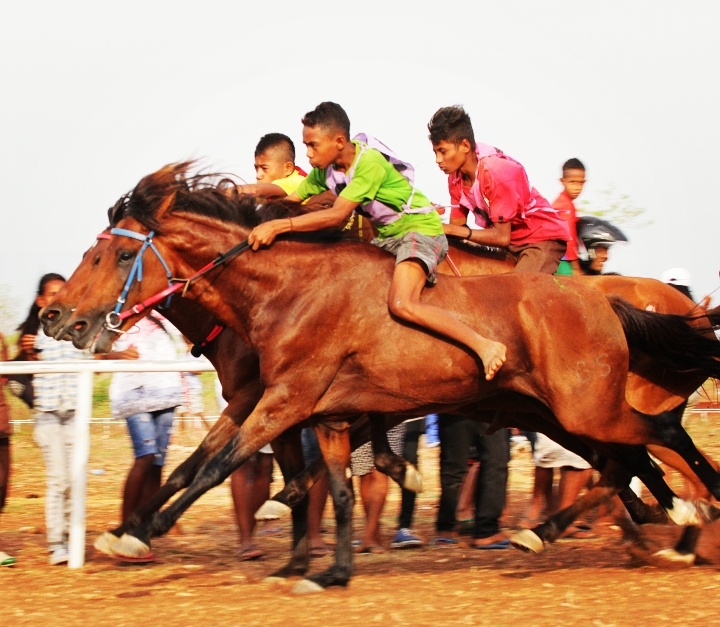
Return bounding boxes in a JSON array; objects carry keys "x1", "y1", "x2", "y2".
[
  {"x1": 247, "y1": 101, "x2": 506, "y2": 380},
  {"x1": 427, "y1": 105, "x2": 570, "y2": 274},
  {"x1": 235, "y1": 132, "x2": 307, "y2": 199}
]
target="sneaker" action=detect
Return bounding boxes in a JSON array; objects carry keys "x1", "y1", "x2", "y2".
[
  {"x1": 391, "y1": 528, "x2": 423, "y2": 549},
  {"x1": 49, "y1": 546, "x2": 69, "y2": 566}
]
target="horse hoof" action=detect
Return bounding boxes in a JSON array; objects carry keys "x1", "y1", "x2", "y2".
[
  {"x1": 113, "y1": 534, "x2": 152, "y2": 558},
  {"x1": 510, "y1": 529, "x2": 544, "y2": 554},
  {"x1": 255, "y1": 500, "x2": 291, "y2": 521},
  {"x1": 403, "y1": 466, "x2": 423, "y2": 493},
  {"x1": 93, "y1": 532, "x2": 121, "y2": 556},
  {"x1": 648, "y1": 549, "x2": 696, "y2": 568},
  {"x1": 292, "y1": 579, "x2": 325, "y2": 594},
  {"x1": 666, "y1": 498, "x2": 702, "y2": 526}
]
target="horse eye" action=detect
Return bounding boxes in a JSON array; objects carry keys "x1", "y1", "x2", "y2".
[{"x1": 119, "y1": 251, "x2": 134, "y2": 262}]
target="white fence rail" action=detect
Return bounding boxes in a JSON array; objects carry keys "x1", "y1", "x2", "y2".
[{"x1": 0, "y1": 359, "x2": 216, "y2": 568}]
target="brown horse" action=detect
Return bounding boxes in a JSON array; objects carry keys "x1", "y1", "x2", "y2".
[
  {"x1": 266, "y1": 236, "x2": 720, "y2": 563},
  {"x1": 81, "y1": 221, "x2": 420, "y2": 580},
  {"x1": 41, "y1": 163, "x2": 720, "y2": 587}
]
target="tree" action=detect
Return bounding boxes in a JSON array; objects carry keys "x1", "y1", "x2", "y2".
[
  {"x1": 576, "y1": 184, "x2": 651, "y2": 229},
  {"x1": 0, "y1": 285, "x2": 19, "y2": 337}
]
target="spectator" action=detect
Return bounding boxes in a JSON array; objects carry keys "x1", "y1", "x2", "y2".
[
  {"x1": 390, "y1": 417, "x2": 425, "y2": 549},
  {"x1": 435, "y1": 415, "x2": 511, "y2": 549},
  {"x1": 104, "y1": 314, "x2": 184, "y2": 527},
  {"x1": 0, "y1": 332, "x2": 16, "y2": 566},
  {"x1": 552, "y1": 158, "x2": 586, "y2": 276},
  {"x1": 352, "y1": 422, "x2": 406, "y2": 553},
  {"x1": 214, "y1": 377, "x2": 276, "y2": 561},
  {"x1": 24, "y1": 273, "x2": 89, "y2": 565}
]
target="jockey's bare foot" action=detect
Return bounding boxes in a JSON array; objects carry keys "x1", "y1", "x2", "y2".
[{"x1": 476, "y1": 338, "x2": 507, "y2": 380}]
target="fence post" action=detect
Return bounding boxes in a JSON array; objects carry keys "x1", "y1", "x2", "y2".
[{"x1": 68, "y1": 369, "x2": 93, "y2": 569}]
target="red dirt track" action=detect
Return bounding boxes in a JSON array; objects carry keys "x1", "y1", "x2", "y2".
[{"x1": 2, "y1": 414, "x2": 720, "y2": 626}]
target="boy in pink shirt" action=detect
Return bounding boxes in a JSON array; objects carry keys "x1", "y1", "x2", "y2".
[{"x1": 427, "y1": 106, "x2": 570, "y2": 273}]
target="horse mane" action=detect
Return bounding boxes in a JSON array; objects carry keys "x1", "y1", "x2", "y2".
[{"x1": 107, "y1": 160, "x2": 315, "y2": 235}]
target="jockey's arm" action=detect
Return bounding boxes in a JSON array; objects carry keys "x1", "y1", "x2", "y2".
[
  {"x1": 247, "y1": 195, "x2": 358, "y2": 250},
  {"x1": 443, "y1": 220, "x2": 511, "y2": 248},
  {"x1": 235, "y1": 182, "x2": 288, "y2": 199}
]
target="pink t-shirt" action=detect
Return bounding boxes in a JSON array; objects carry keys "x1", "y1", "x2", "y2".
[{"x1": 449, "y1": 144, "x2": 570, "y2": 246}]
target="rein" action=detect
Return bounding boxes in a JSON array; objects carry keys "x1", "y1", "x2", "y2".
[{"x1": 99, "y1": 229, "x2": 249, "y2": 331}]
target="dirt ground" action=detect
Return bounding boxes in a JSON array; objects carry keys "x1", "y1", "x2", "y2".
[{"x1": 2, "y1": 412, "x2": 720, "y2": 627}]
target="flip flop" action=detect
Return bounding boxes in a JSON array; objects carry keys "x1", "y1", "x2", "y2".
[
  {"x1": 430, "y1": 537, "x2": 458, "y2": 547},
  {"x1": 238, "y1": 546, "x2": 264, "y2": 561},
  {"x1": 471, "y1": 539, "x2": 511, "y2": 550},
  {"x1": 0, "y1": 551, "x2": 17, "y2": 567},
  {"x1": 560, "y1": 527, "x2": 596, "y2": 540},
  {"x1": 309, "y1": 546, "x2": 330, "y2": 558},
  {"x1": 355, "y1": 544, "x2": 385, "y2": 554},
  {"x1": 115, "y1": 552, "x2": 157, "y2": 564}
]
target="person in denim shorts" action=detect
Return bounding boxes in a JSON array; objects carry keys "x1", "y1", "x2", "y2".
[{"x1": 106, "y1": 314, "x2": 184, "y2": 525}]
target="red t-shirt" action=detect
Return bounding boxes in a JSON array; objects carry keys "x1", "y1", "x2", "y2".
[
  {"x1": 552, "y1": 190, "x2": 579, "y2": 261},
  {"x1": 449, "y1": 146, "x2": 570, "y2": 246}
]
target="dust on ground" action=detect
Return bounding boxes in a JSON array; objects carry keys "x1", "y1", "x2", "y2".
[{"x1": 2, "y1": 412, "x2": 720, "y2": 627}]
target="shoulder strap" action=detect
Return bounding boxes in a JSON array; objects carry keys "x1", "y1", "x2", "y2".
[{"x1": 353, "y1": 133, "x2": 417, "y2": 210}]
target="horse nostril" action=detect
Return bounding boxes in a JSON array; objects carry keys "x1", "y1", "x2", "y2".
[{"x1": 73, "y1": 321, "x2": 87, "y2": 332}]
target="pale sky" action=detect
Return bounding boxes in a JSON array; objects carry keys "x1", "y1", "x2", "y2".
[{"x1": 2, "y1": 1, "x2": 719, "y2": 333}]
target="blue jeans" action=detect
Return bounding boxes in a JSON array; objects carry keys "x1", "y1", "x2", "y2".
[{"x1": 125, "y1": 408, "x2": 176, "y2": 466}]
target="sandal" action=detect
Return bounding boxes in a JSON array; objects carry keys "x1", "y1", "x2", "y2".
[
  {"x1": 560, "y1": 525, "x2": 596, "y2": 540},
  {"x1": 0, "y1": 551, "x2": 16, "y2": 567},
  {"x1": 354, "y1": 544, "x2": 385, "y2": 554},
  {"x1": 309, "y1": 545, "x2": 330, "y2": 558},
  {"x1": 238, "y1": 546, "x2": 264, "y2": 561},
  {"x1": 115, "y1": 552, "x2": 156, "y2": 564},
  {"x1": 429, "y1": 536, "x2": 458, "y2": 547}
]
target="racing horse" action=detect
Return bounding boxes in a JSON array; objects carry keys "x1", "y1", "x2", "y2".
[
  {"x1": 262, "y1": 236, "x2": 720, "y2": 563},
  {"x1": 41, "y1": 162, "x2": 720, "y2": 588},
  {"x1": 436, "y1": 238, "x2": 720, "y2": 561}
]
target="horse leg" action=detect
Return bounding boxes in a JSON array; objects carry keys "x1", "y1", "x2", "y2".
[
  {"x1": 265, "y1": 427, "x2": 312, "y2": 579},
  {"x1": 642, "y1": 440, "x2": 717, "y2": 566},
  {"x1": 511, "y1": 458, "x2": 633, "y2": 553},
  {"x1": 94, "y1": 412, "x2": 240, "y2": 556},
  {"x1": 368, "y1": 413, "x2": 422, "y2": 493},
  {"x1": 256, "y1": 414, "x2": 419, "y2": 522},
  {"x1": 301, "y1": 421, "x2": 354, "y2": 591},
  {"x1": 634, "y1": 411, "x2": 720, "y2": 517}
]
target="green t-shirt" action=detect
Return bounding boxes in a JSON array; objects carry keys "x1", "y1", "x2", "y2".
[{"x1": 295, "y1": 141, "x2": 443, "y2": 238}]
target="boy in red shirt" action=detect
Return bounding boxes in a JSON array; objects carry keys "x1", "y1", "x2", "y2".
[
  {"x1": 427, "y1": 105, "x2": 570, "y2": 273},
  {"x1": 552, "y1": 158, "x2": 586, "y2": 275}
]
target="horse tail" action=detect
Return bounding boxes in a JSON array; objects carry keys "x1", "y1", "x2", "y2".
[{"x1": 608, "y1": 296, "x2": 720, "y2": 378}]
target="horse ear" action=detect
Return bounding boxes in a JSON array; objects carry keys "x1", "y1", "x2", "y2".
[{"x1": 155, "y1": 190, "x2": 177, "y2": 218}]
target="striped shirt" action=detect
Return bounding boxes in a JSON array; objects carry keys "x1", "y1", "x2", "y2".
[{"x1": 33, "y1": 330, "x2": 89, "y2": 413}]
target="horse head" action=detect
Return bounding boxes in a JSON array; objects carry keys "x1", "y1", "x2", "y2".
[
  {"x1": 42, "y1": 163, "x2": 209, "y2": 352},
  {"x1": 40, "y1": 161, "x2": 310, "y2": 353}
]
